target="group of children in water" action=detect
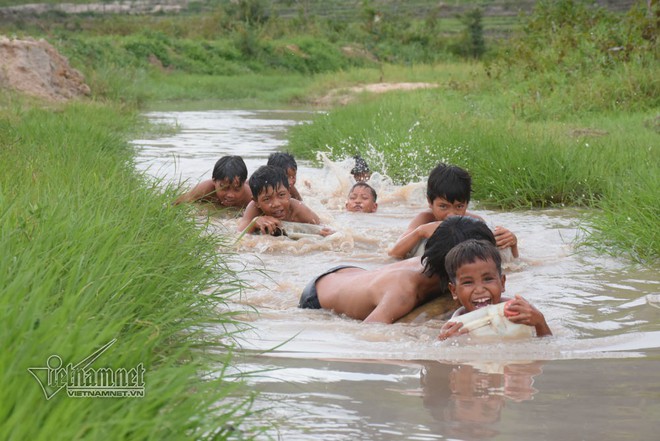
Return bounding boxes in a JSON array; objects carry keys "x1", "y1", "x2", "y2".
[{"x1": 176, "y1": 152, "x2": 552, "y2": 340}]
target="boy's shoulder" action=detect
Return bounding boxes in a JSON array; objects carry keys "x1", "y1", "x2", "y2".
[{"x1": 413, "y1": 210, "x2": 436, "y2": 224}]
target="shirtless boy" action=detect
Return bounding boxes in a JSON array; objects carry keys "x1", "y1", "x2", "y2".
[
  {"x1": 267, "y1": 152, "x2": 303, "y2": 201},
  {"x1": 298, "y1": 216, "x2": 496, "y2": 323},
  {"x1": 345, "y1": 182, "x2": 378, "y2": 213},
  {"x1": 237, "y1": 165, "x2": 331, "y2": 236},
  {"x1": 388, "y1": 162, "x2": 518, "y2": 259},
  {"x1": 174, "y1": 155, "x2": 252, "y2": 208},
  {"x1": 439, "y1": 239, "x2": 552, "y2": 340}
]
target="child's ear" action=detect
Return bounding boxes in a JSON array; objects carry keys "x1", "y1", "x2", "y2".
[
  {"x1": 500, "y1": 274, "x2": 506, "y2": 292},
  {"x1": 449, "y1": 282, "x2": 457, "y2": 300}
]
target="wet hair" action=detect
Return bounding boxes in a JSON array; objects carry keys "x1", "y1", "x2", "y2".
[
  {"x1": 267, "y1": 152, "x2": 297, "y2": 172},
  {"x1": 212, "y1": 155, "x2": 248, "y2": 183},
  {"x1": 248, "y1": 165, "x2": 289, "y2": 198},
  {"x1": 426, "y1": 163, "x2": 472, "y2": 203},
  {"x1": 444, "y1": 239, "x2": 502, "y2": 284},
  {"x1": 351, "y1": 155, "x2": 371, "y2": 175},
  {"x1": 421, "y1": 216, "x2": 496, "y2": 293},
  {"x1": 349, "y1": 182, "x2": 377, "y2": 202}
]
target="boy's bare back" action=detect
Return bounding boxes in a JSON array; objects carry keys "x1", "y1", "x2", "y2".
[{"x1": 315, "y1": 258, "x2": 443, "y2": 323}]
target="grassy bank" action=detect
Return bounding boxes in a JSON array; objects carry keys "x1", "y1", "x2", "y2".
[
  {"x1": 285, "y1": 1, "x2": 659, "y2": 263},
  {"x1": 286, "y1": 86, "x2": 658, "y2": 262},
  {"x1": 0, "y1": 96, "x2": 261, "y2": 439}
]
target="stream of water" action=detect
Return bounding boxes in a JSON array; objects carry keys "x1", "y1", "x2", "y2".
[{"x1": 132, "y1": 107, "x2": 660, "y2": 441}]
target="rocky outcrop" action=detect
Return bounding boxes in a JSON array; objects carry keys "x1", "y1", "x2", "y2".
[{"x1": 0, "y1": 36, "x2": 91, "y2": 102}]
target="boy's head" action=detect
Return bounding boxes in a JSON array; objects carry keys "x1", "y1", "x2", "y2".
[
  {"x1": 351, "y1": 155, "x2": 372, "y2": 182},
  {"x1": 422, "y1": 216, "x2": 496, "y2": 294},
  {"x1": 267, "y1": 152, "x2": 298, "y2": 189},
  {"x1": 248, "y1": 165, "x2": 291, "y2": 219},
  {"x1": 426, "y1": 163, "x2": 472, "y2": 221},
  {"x1": 345, "y1": 182, "x2": 378, "y2": 213},
  {"x1": 445, "y1": 239, "x2": 505, "y2": 312},
  {"x1": 212, "y1": 155, "x2": 248, "y2": 183},
  {"x1": 211, "y1": 156, "x2": 249, "y2": 207}
]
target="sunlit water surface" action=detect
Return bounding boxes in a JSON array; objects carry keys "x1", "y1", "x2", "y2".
[{"x1": 133, "y1": 108, "x2": 660, "y2": 440}]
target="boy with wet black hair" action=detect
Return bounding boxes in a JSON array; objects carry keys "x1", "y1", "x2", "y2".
[
  {"x1": 388, "y1": 162, "x2": 518, "y2": 259},
  {"x1": 439, "y1": 239, "x2": 552, "y2": 340},
  {"x1": 174, "y1": 155, "x2": 252, "y2": 208},
  {"x1": 345, "y1": 182, "x2": 378, "y2": 213},
  {"x1": 299, "y1": 216, "x2": 496, "y2": 324},
  {"x1": 267, "y1": 152, "x2": 303, "y2": 201},
  {"x1": 237, "y1": 165, "x2": 331, "y2": 236},
  {"x1": 351, "y1": 154, "x2": 372, "y2": 182}
]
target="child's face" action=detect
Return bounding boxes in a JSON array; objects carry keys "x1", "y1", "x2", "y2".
[
  {"x1": 346, "y1": 186, "x2": 378, "y2": 213},
  {"x1": 255, "y1": 183, "x2": 291, "y2": 219},
  {"x1": 213, "y1": 176, "x2": 244, "y2": 207},
  {"x1": 429, "y1": 197, "x2": 468, "y2": 221},
  {"x1": 285, "y1": 168, "x2": 297, "y2": 189},
  {"x1": 449, "y1": 258, "x2": 506, "y2": 313}
]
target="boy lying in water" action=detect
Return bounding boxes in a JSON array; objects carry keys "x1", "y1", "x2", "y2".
[
  {"x1": 388, "y1": 162, "x2": 518, "y2": 259},
  {"x1": 439, "y1": 239, "x2": 552, "y2": 340},
  {"x1": 237, "y1": 165, "x2": 333, "y2": 236},
  {"x1": 175, "y1": 155, "x2": 252, "y2": 208},
  {"x1": 345, "y1": 182, "x2": 378, "y2": 213},
  {"x1": 298, "y1": 216, "x2": 494, "y2": 323}
]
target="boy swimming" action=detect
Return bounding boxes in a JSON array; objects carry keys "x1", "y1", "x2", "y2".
[
  {"x1": 439, "y1": 239, "x2": 552, "y2": 340},
  {"x1": 299, "y1": 217, "x2": 496, "y2": 323},
  {"x1": 345, "y1": 182, "x2": 378, "y2": 213},
  {"x1": 174, "y1": 155, "x2": 252, "y2": 208},
  {"x1": 388, "y1": 162, "x2": 518, "y2": 259},
  {"x1": 267, "y1": 152, "x2": 303, "y2": 201},
  {"x1": 351, "y1": 154, "x2": 372, "y2": 182},
  {"x1": 237, "y1": 165, "x2": 332, "y2": 236}
]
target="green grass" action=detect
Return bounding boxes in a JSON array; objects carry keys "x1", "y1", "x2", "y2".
[
  {"x1": 286, "y1": 71, "x2": 659, "y2": 262},
  {"x1": 0, "y1": 97, "x2": 264, "y2": 440}
]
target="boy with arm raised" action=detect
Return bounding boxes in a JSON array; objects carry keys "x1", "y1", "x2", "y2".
[{"x1": 388, "y1": 162, "x2": 518, "y2": 259}]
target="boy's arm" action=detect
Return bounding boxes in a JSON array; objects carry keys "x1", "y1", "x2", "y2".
[
  {"x1": 494, "y1": 226, "x2": 519, "y2": 258},
  {"x1": 289, "y1": 185, "x2": 303, "y2": 201},
  {"x1": 237, "y1": 202, "x2": 261, "y2": 232},
  {"x1": 363, "y1": 289, "x2": 418, "y2": 324},
  {"x1": 504, "y1": 295, "x2": 552, "y2": 337},
  {"x1": 290, "y1": 200, "x2": 320, "y2": 225},
  {"x1": 174, "y1": 180, "x2": 214, "y2": 205},
  {"x1": 388, "y1": 215, "x2": 439, "y2": 259}
]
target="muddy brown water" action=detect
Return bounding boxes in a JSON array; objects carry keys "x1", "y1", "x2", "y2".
[{"x1": 133, "y1": 108, "x2": 660, "y2": 440}]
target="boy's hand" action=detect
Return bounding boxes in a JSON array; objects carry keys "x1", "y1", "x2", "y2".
[
  {"x1": 504, "y1": 295, "x2": 552, "y2": 337},
  {"x1": 319, "y1": 227, "x2": 335, "y2": 237},
  {"x1": 438, "y1": 321, "x2": 468, "y2": 341},
  {"x1": 494, "y1": 226, "x2": 519, "y2": 257},
  {"x1": 254, "y1": 216, "x2": 282, "y2": 235}
]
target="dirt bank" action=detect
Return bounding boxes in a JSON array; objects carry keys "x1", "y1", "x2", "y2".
[
  {"x1": 314, "y1": 82, "x2": 439, "y2": 106},
  {"x1": 0, "y1": 36, "x2": 90, "y2": 102}
]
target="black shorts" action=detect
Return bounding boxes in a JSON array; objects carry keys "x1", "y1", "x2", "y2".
[{"x1": 298, "y1": 265, "x2": 361, "y2": 309}]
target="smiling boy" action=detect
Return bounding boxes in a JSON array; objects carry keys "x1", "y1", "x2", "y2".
[
  {"x1": 237, "y1": 165, "x2": 331, "y2": 236},
  {"x1": 299, "y1": 216, "x2": 497, "y2": 324},
  {"x1": 439, "y1": 239, "x2": 552, "y2": 340},
  {"x1": 174, "y1": 155, "x2": 252, "y2": 208},
  {"x1": 388, "y1": 162, "x2": 518, "y2": 259},
  {"x1": 345, "y1": 182, "x2": 378, "y2": 213}
]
